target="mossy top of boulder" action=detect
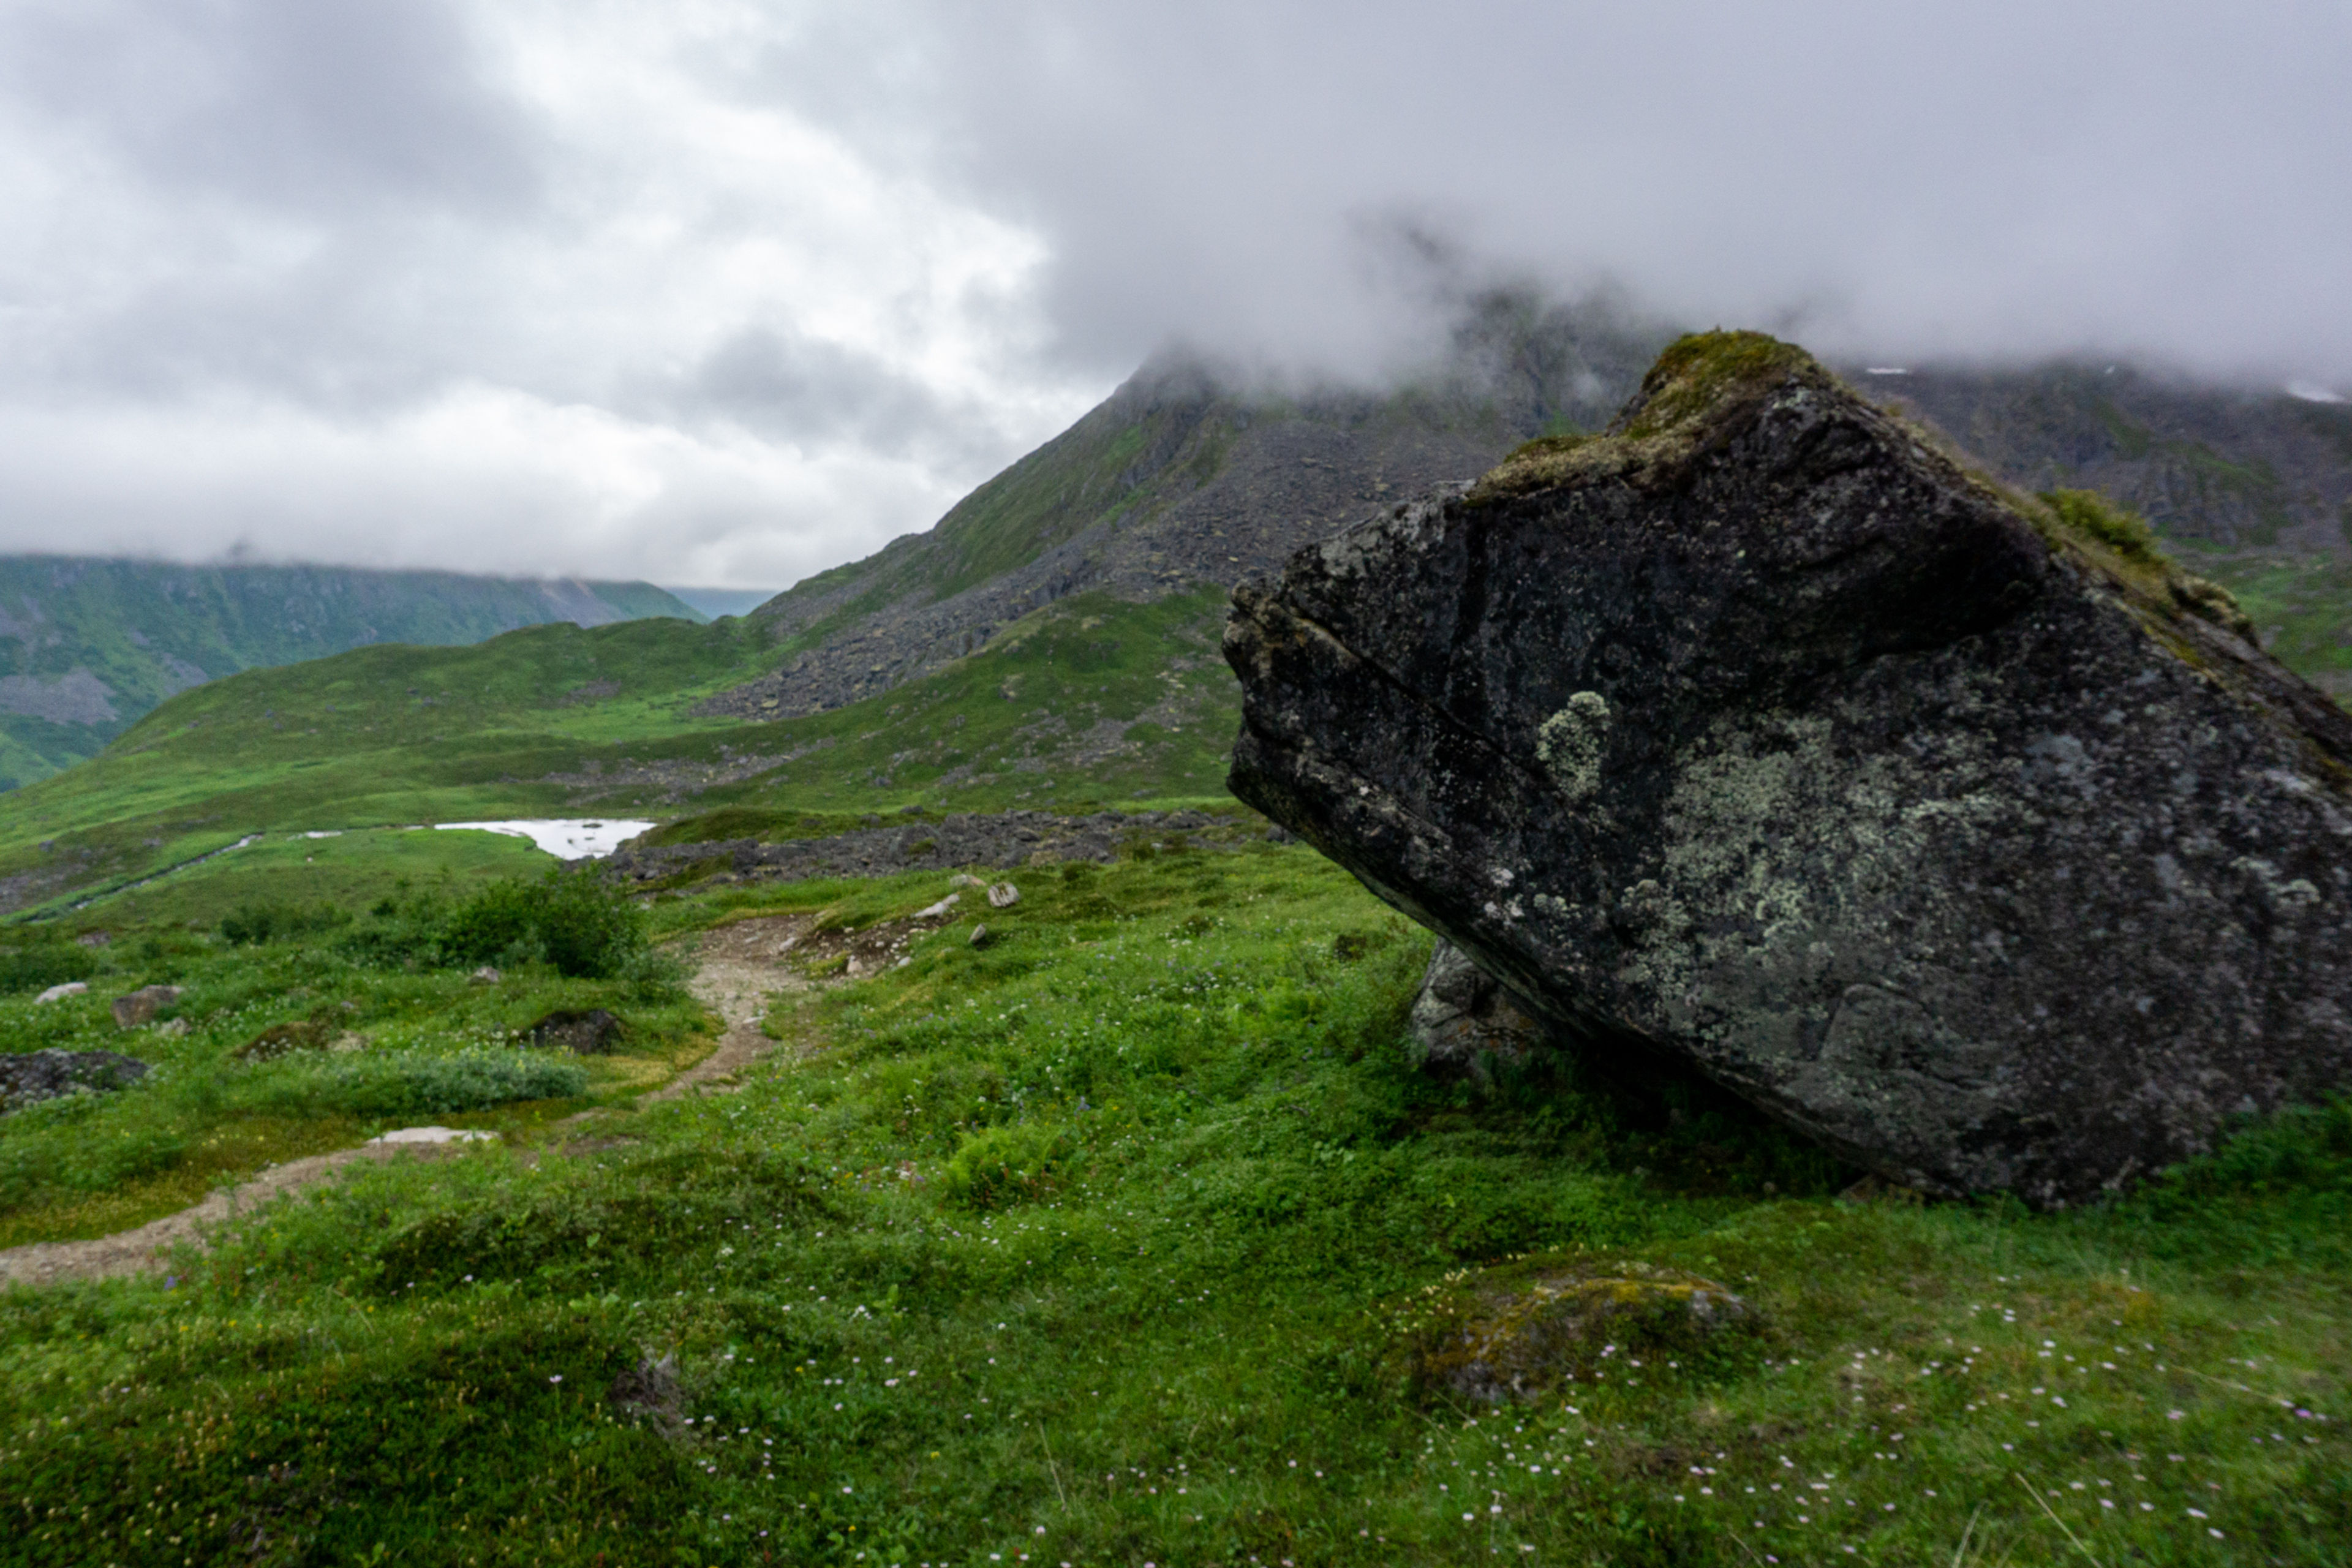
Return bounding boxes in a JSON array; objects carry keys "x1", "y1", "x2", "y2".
[
  {"x1": 1464, "y1": 330, "x2": 2258, "y2": 648},
  {"x1": 1469, "y1": 330, "x2": 1825, "y2": 502}
]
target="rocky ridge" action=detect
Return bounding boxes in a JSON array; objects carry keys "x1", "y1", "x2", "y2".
[{"x1": 603, "y1": 807, "x2": 1283, "y2": 889}]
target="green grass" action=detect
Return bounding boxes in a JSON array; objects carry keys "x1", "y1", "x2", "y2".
[
  {"x1": 71, "y1": 824, "x2": 556, "y2": 933},
  {"x1": 1, "y1": 589, "x2": 1243, "y2": 921},
  {"x1": 0, "y1": 911, "x2": 710, "y2": 1248},
  {"x1": 2, "y1": 845, "x2": 2345, "y2": 1565},
  {"x1": 2168, "y1": 549, "x2": 2352, "y2": 693}
]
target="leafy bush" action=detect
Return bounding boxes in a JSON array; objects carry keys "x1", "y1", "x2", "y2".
[
  {"x1": 248, "y1": 1052, "x2": 589, "y2": 1120},
  {"x1": 0, "y1": 939, "x2": 96, "y2": 997},
  {"x1": 337, "y1": 869, "x2": 651, "y2": 980},
  {"x1": 220, "y1": 899, "x2": 351, "y2": 946},
  {"x1": 437, "y1": 869, "x2": 649, "y2": 979}
]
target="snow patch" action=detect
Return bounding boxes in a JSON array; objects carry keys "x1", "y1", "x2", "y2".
[{"x1": 433, "y1": 819, "x2": 655, "y2": 859}]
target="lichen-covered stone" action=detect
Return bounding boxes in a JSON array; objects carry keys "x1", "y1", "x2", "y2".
[
  {"x1": 0, "y1": 1049, "x2": 151, "y2": 1112},
  {"x1": 1225, "y1": 330, "x2": 2352, "y2": 1207},
  {"x1": 110, "y1": 984, "x2": 182, "y2": 1030},
  {"x1": 1409, "y1": 1266, "x2": 1752, "y2": 1404}
]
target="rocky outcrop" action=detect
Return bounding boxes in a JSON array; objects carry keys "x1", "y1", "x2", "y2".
[
  {"x1": 1226, "y1": 331, "x2": 2352, "y2": 1207},
  {"x1": 603, "y1": 808, "x2": 1284, "y2": 889}
]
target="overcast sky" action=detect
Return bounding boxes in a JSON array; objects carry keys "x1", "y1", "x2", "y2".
[{"x1": 0, "y1": 1, "x2": 2345, "y2": 589}]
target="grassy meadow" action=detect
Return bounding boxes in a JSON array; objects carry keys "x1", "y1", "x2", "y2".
[
  {"x1": 0, "y1": 589, "x2": 1238, "y2": 919},
  {"x1": 2, "y1": 840, "x2": 2345, "y2": 1566}
]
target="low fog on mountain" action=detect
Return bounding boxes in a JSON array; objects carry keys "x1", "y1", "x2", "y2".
[{"x1": 0, "y1": 0, "x2": 2343, "y2": 587}]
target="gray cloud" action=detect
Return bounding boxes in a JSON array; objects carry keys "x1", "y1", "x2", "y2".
[
  {"x1": 0, "y1": 1, "x2": 2344, "y2": 589},
  {"x1": 1, "y1": 0, "x2": 539, "y2": 215},
  {"x1": 842, "y1": 0, "x2": 2352, "y2": 386},
  {"x1": 672, "y1": 326, "x2": 967, "y2": 459}
]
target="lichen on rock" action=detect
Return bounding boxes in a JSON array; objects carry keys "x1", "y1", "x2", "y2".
[{"x1": 1535, "y1": 692, "x2": 1611, "y2": 803}]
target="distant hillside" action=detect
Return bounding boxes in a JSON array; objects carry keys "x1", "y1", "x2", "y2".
[
  {"x1": 1856, "y1": 362, "x2": 2352, "y2": 551},
  {"x1": 0, "y1": 558, "x2": 705, "y2": 790},
  {"x1": 662, "y1": 587, "x2": 782, "y2": 620}
]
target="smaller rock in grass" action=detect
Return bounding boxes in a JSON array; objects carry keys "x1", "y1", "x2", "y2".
[
  {"x1": 525, "y1": 1008, "x2": 625, "y2": 1055},
  {"x1": 987, "y1": 881, "x2": 1020, "y2": 908},
  {"x1": 33, "y1": 981, "x2": 86, "y2": 1005},
  {"x1": 970, "y1": 923, "x2": 990, "y2": 947},
  {"x1": 111, "y1": 984, "x2": 183, "y2": 1030},
  {"x1": 236, "y1": 1020, "x2": 332, "y2": 1061},
  {"x1": 1414, "y1": 1267, "x2": 1754, "y2": 1405},
  {"x1": 470, "y1": 966, "x2": 501, "y2": 985}
]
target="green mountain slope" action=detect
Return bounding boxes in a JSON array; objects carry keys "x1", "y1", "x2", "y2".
[
  {"x1": 0, "y1": 589, "x2": 1239, "y2": 917},
  {"x1": 0, "y1": 557, "x2": 706, "y2": 791},
  {"x1": 710, "y1": 291, "x2": 1676, "y2": 720}
]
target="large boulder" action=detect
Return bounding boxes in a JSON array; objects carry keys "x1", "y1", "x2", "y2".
[{"x1": 1225, "y1": 331, "x2": 2352, "y2": 1207}]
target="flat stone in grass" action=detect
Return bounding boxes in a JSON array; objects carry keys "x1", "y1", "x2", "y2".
[{"x1": 0, "y1": 1049, "x2": 151, "y2": 1112}]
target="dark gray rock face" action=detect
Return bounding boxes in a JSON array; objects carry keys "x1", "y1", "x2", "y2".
[
  {"x1": 1225, "y1": 332, "x2": 2352, "y2": 1207},
  {"x1": 0, "y1": 1049, "x2": 151, "y2": 1112}
]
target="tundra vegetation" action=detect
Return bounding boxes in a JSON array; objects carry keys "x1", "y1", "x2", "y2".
[{"x1": 1, "y1": 839, "x2": 2345, "y2": 1566}]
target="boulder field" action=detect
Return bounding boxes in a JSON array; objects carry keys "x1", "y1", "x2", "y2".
[{"x1": 1224, "y1": 331, "x2": 2352, "y2": 1206}]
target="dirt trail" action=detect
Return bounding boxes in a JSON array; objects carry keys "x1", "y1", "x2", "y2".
[
  {"x1": 0, "y1": 919, "x2": 817, "y2": 1289},
  {"x1": 644, "y1": 915, "x2": 813, "y2": 1102},
  {"x1": 0, "y1": 1136, "x2": 482, "y2": 1289}
]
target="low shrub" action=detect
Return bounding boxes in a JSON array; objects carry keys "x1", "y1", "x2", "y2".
[
  {"x1": 220, "y1": 899, "x2": 351, "y2": 946},
  {"x1": 338, "y1": 868, "x2": 652, "y2": 980},
  {"x1": 942, "y1": 1120, "x2": 1080, "y2": 1209},
  {"x1": 2044, "y1": 486, "x2": 2162, "y2": 562},
  {"x1": 246, "y1": 1052, "x2": 589, "y2": 1120},
  {"x1": 0, "y1": 939, "x2": 96, "y2": 997}
]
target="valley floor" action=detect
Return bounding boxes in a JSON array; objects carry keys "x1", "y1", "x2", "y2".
[{"x1": 1, "y1": 843, "x2": 2347, "y2": 1566}]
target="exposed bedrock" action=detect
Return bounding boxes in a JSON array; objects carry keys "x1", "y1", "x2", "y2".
[{"x1": 1224, "y1": 331, "x2": 2352, "y2": 1207}]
